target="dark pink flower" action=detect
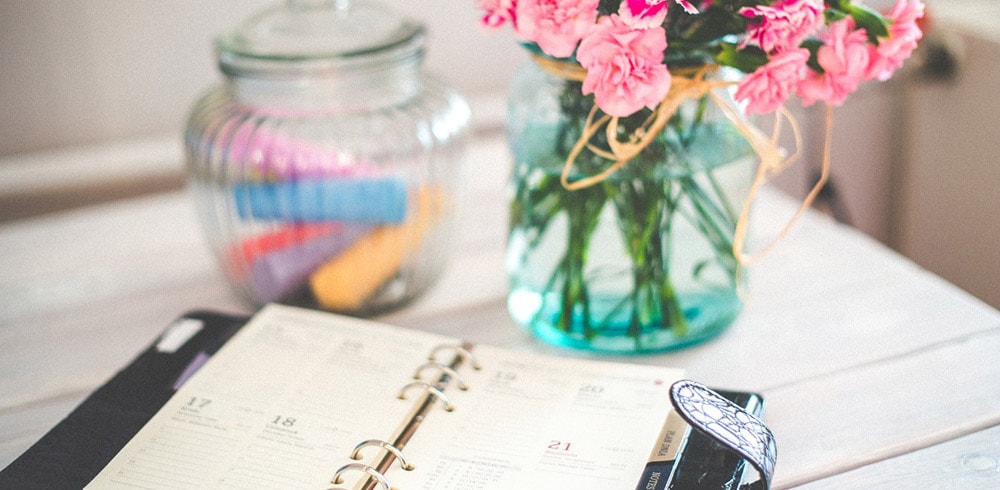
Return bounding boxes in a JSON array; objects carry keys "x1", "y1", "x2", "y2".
[
  {"x1": 619, "y1": 0, "x2": 699, "y2": 30},
  {"x1": 866, "y1": 0, "x2": 925, "y2": 81},
  {"x1": 515, "y1": 0, "x2": 600, "y2": 58},
  {"x1": 798, "y1": 18, "x2": 871, "y2": 106},
  {"x1": 577, "y1": 15, "x2": 671, "y2": 117},
  {"x1": 735, "y1": 48, "x2": 810, "y2": 115},
  {"x1": 619, "y1": 0, "x2": 669, "y2": 29},
  {"x1": 740, "y1": 0, "x2": 824, "y2": 53},
  {"x1": 479, "y1": 0, "x2": 517, "y2": 30}
]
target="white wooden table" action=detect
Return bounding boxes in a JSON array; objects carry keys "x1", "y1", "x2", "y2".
[{"x1": 2, "y1": 133, "x2": 999, "y2": 489}]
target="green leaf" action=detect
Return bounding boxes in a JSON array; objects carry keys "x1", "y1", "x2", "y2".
[
  {"x1": 679, "y1": 7, "x2": 746, "y2": 44},
  {"x1": 715, "y1": 43, "x2": 769, "y2": 74},
  {"x1": 845, "y1": 3, "x2": 890, "y2": 43},
  {"x1": 801, "y1": 39, "x2": 825, "y2": 74},
  {"x1": 597, "y1": 0, "x2": 620, "y2": 16},
  {"x1": 824, "y1": 8, "x2": 849, "y2": 23}
]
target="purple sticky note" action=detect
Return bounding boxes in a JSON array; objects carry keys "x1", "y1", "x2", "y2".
[
  {"x1": 173, "y1": 351, "x2": 211, "y2": 390},
  {"x1": 227, "y1": 123, "x2": 379, "y2": 179},
  {"x1": 250, "y1": 224, "x2": 372, "y2": 302}
]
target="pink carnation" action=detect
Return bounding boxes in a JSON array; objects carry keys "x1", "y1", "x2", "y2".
[
  {"x1": 735, "y1": 48, "x2": 810, "y2": 115},
  {"x1": 866, "y1": 0, "x2": 925, "y2": 81},
  {"x1": 798, "y1": 18, "x2": 871, "y2": 106},
  {"x1": 676, "y1": 0, "x2": 699, "y2": 14},
  {"x1": 577, "y1": 15, "x2": 671, "y2": 117},
  {"x1": 740, "y1": 0, "x2": 824, "y2": 53},
  {"x1": 619, "y1": 0, "x2": 699, "y2": 30},
  {"x1": 515, "y1": 0, "x2": 600, "y2": 58},
  {"x1": 479, "y1": 0, "x2": 516, "y2": 30},
  {"x1": 619, "y1": 0, "x2": 669, "y2": 29}
]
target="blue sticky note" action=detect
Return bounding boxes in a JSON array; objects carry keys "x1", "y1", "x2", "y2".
[{"x1": 234, "y1": 176, "x2": 408, "y2": 224}]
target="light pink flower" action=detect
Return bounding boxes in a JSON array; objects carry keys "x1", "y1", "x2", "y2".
[
  {"x1": 619, "y1": 0, "x2": 699, "y2": 30},
  {"x1": 798, "y1": 18, "x2": 871, "y2": 106},
  {"x1": 479, "y1": 0, "x2": 516, "y2": 30},
  {"x1": 740, "y1": 0, "x2": 824, "y2": 53},
  {"x1": 675, "y1": 0, "x2": 699, "y2": 14},
  {"x1": 515, "y1": 0, "x2": 600, "y2": 58},
  {"x1": 577, "y1": 15, "x2": 671, "y2": 117},
  {"x1": 735, "y1": 48, "x2": 810, "y2": 115},
  {"x1": 866, "y1": 0, "x2": 925, "y2": 81}
]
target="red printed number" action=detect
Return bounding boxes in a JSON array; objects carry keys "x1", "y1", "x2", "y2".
[{"x1": 548, "y1": 441, "x2": 572, "y2": 451}]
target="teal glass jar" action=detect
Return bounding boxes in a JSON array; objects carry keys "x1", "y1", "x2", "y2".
[{"x1": 505, "y1": 59, "x2": 755, "y2": 353}]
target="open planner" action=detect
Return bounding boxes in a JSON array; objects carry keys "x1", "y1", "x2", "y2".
[{"x1": 2, "y1": 304, "x2": 775, "y2": 489}]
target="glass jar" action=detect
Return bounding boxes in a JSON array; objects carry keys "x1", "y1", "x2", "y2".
[
  {"x1": 185, "y1": 0, "x2": 469, "y2": 315},
  {"x1": 505, "y1": 59, "x2": 754, "y2": 353}
]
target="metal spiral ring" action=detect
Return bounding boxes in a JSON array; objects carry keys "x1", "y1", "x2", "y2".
[
  {"x1": 330, "y1": 463, "x2": 390, "y2": 490},
  {"x1": 350, "y1": 439, "x2": 414, "y2": 470},
  {"x1": 398, "y1": 381, "x2": 455, "y2": 411},
  {"x1": 413, "y1": 361, "x2": 469, "y2": 390}
]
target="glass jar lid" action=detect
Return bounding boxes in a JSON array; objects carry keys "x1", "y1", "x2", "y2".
[{"x1": 216, "y1": 0, "x2": 425, "y2": 78}]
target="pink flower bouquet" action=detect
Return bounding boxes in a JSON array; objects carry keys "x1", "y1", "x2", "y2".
[
  {"x1": 483, "y1": 0, "x2": 924, "y2": 116},
  {"x1": 486, "y1": 0, "x2": 925, "y2": 352}
]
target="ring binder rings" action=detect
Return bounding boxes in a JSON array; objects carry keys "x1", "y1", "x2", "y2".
[
  {"x1": 412, "y1": 361, "x2": 469, "y2": 390},
  {"x1": 397, "y1": 381, "x2": 455, "y2": 411},
  {"x1": 427, "y1": 343, "x2": 481, "y2": 370},
  {"x1": 330, "y1": 463, "x2": 391, "y2": 490},
  {"x1": 337, "y1": 340, "x2": 478, "y2": 490},
  {"x1": 350, "y1": 440, "x2": 414, "y2": 470}
]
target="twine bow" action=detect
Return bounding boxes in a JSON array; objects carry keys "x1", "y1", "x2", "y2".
[{"x1": 531, "y1": 55, "x2": 833, "y2": 266}]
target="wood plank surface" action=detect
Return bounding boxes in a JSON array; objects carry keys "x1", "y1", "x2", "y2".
[{"x1": 799, "y1": 425, "x2": 1000, "y2": 489}]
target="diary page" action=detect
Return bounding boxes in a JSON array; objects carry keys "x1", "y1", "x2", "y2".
[
  {"x1": 392, "y1": 345, "x2": 684, "y2": 490},
  {"x1": 86, "y1": 305, "x2": 459, "y2": 489}
]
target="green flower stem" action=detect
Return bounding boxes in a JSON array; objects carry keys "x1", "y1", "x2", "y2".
[
  {"x1": 706, "y1": 171, "x2": 740, "y2": 223},
  {"x1": 612, "y1": 177, "x2": 691, "y2": 342},
  {"x1": 544, "y1": 182, "x2": 606, "y2": 336},
  {"x1": 676, "y1": 178, "x2": 739, "y2": 283}
]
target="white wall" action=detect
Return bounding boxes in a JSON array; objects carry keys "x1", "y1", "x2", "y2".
[
  {"x1": 0, "y1": 0, "x2": 526, "y2": 156},
  {"x1": 897, "y1": 24, "x2": 1000, "y2": 310}
]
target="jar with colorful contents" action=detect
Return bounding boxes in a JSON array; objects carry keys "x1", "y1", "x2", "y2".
[{"x1": 185, "y1": 0, "x2": 469, "y2": 314}]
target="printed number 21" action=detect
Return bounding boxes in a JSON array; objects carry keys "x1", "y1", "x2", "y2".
[{"x1": 548, "y1": 440, "x2": 572, "y2": 451}]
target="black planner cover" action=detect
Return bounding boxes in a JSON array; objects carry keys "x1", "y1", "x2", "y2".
[
  {"x1": 0, "y1": 311, "x2": 250, "y2": 490},
  {"x1": 0, "y1": 311, "x2": 766, "y2": 490}
]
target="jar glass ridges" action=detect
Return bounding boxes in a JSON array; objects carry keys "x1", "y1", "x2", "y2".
[
  {"x1": 505, "y1": 60, "x2": 754, "y2": 353},
  {"x1": 184, "y1": 0, "x2": 469, "y2": 315}
]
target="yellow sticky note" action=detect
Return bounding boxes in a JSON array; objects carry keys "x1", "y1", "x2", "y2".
[{"x1": 309, "y1": 188, "x2": 440, "y2": 311}]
